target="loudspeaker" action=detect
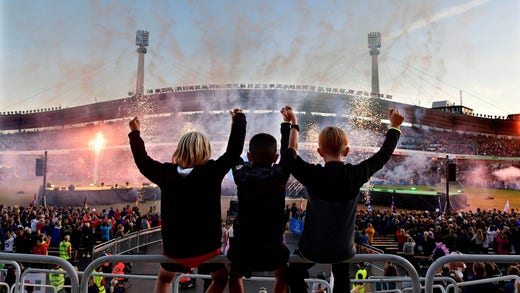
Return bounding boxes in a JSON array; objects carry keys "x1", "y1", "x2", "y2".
[
  {"x1": 35, "y1": 159, "x2": 44, "y2": 176},
  {"x1": 448, "y1": 163, "x2": 457, "y2": 181}
]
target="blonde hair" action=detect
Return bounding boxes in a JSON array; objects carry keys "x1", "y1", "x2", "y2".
[
  {"x1": 318, "y1": 126, "x2": 348, "y2": 156},
  {"x1": 172, "y1": 131, "x2": 211, "y2": 168}
]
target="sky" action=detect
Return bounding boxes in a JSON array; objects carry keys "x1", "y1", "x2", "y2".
[{"x1": 0, "y1": 0, "x2": 518, "y2": 117}]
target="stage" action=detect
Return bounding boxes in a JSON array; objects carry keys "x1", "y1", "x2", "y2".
[
  {"x1": 38, "y1": 184, "x2": 467, "y2": 212},
  {"x1": 39, "y1": 184, "x2": 160, "y2": 206},
  {"x1": 363, "y1": 187, "x2": 467, "y2": 211}
]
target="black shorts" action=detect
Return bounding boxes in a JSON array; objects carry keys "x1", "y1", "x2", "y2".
[{"x1": 227, "y1": 244, "x2": 290, "y2": 277}]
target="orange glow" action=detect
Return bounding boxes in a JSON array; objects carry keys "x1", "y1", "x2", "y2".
[{"x1": 88, "y1": 132, "x2": 107, "y2": 185}]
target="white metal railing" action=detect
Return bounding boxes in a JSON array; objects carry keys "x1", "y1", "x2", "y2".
[
  {"x1": 5, "y1": 237, "x2": 518, "y2": 292},
  {"x1": 445, "y1": 275, "x2": 520, "y2": 293},
  {"x1": 171, "y1": 273, "x2": 334, "y2": 293},
  {"x1": 79, "y1": 253, "x2": 422, "y2": 292},
  {"x1": 92, "y1": 226, "x2": 162, "y2": 258},
  {"x1": 0, "y1": 254, "x2": 78, "y2": 293},
  {"x1": 0, "y1": 260, "x2": 21, "y2": 292}
]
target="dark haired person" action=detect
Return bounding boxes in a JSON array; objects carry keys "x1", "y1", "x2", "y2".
[{"x1": 226, "y1": 106, "x2": 297, "y2": 293}]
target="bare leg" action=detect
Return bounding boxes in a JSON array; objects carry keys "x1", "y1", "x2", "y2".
[
  {"x1": 153, "y1": 267, "x2": 175, "y2": 293},
  {"x1": 273, "y1": 266, "x2": 289, "y2": 293},
  {"x1": 206, "y1": 267, "x2": 229, "y2": 293},
  {"x1": 227, "y1": 268, "x2": 244, "y2": 293}
]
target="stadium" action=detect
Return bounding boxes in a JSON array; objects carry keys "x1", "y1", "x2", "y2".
[
  {"x1": 1, "y1": 29, "x2": 519, "y2": 212},
  {"x1": 0, "y1": 30, "x2": 519, "y2": 292},
  {"x1": 1, "y1": 73, "x2": 519, "y2": 211}
]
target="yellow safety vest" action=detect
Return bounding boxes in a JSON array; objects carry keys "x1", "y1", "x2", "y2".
[
  {"x1": 94, "y1": 275, "x2": 106, "y2": 293},
  {"x1": 49, "y1": 268, "x2": 65, "y2": 291},
  {"x1": 353, "y1": 268, "x2": 367, "y2": 293},
  {"x1": 59, "y1": 241, "x2": 71, "y2": 260}
]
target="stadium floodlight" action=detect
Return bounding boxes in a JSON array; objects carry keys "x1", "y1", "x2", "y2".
[
  {"x1": 368, "y1": 32, "x2": 381, "y2": 49},
  {"x1": 368, "y1": 32, "x2": 381, "y2": 97},
  {"x1": 135, "y1": 30, "x2": 149, "y2": 97},
  {"x1": 136, "y1": 30, "x2": 149, "y2": 47}
]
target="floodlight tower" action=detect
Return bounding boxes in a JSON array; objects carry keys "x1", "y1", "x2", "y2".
[
  {"x1": 135, "y1": 30, "x2": 149, "y2": 97},
  {"x1": 368, "y1": 32, "x2": 381, "y2": 97}
]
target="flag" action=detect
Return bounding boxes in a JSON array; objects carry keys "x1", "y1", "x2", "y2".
[
  {"x1": 83, "y1": 196, "x2": 88, "y2": 209},
  {"x1": 367, "y1": 197, "x2": 372, "y2": 213},
  {"x1": 390, "y1": 196, "x2": 395, "y2": 212},
  {"x1": 32, "y1": 193, "x2": 37, "y2": 207},
  {"x1": 504, "y1": 200, "x2": 510, "y2": 213}
]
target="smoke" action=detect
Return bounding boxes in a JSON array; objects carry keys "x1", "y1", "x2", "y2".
[
  {"x1": 465, "y1": 163, "x2": 488, "y2": 186},
  {"x1": 493, "y1": 166, "x2": 520, "y2": 181},
  {"x1": 385, "y1": 155, "x2": 432, "y2": 183}
]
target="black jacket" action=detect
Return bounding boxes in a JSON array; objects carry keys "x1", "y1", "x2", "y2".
[
  {"x1": 282, "y1": 128, "x2": 401, "y2": 263},
  {"x1": 231, "y1": 123, "x2": 290, "y2": 250},
  {"x1": 129, "y1": 113, "x2": 246, "y2": 258}
]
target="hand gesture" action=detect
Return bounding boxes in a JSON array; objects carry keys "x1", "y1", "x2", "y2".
[
  {"x1": 389, "y1": 109, "x2": 404, "y2": 128},
  {"x1": 281, "y1": 105, "x2": 297, "y2": 124},
  {"x1": 229, "y1": 108, "x2": 244, "y2": 121},
  {"x1": 129, "y1": 117, "x2": 140, "y2": 131}
]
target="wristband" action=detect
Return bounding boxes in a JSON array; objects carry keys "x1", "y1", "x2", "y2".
[
  {"x1": 290, "y1": 124, "x2": 300, "y2": 131},
  {"x1": 389, "y1": 126, "x2": 401, "y2": 133}
]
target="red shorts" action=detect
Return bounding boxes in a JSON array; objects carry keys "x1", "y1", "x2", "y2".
[{"x1": 170, "y1": 248, "x2": 221, "y2": 268}]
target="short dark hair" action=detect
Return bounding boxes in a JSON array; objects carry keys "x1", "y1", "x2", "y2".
[{"x1": 249, "y1": 133, "x2": 277, "y2": 164}]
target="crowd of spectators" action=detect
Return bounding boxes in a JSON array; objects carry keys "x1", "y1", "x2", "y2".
[
  {"x1": 355, "y1": 207, "x2": 519, "y2": 256},
  {"x1": 353, "y1": 207, "x2": 520, "y2": 291},
  {"x1": 1, "y1": 116, "x2": 520, "y2": 157},
  {"x1": 0, "y1": 203, "x2": 161, "y2": 261}
]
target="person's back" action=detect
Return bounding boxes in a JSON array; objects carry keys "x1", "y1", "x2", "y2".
[
  {"x1": 284, "y1": 108, "x2": 404, "y2": 293},
  {"x1": 59, "y1": 235, "x2": 71, "y2": 261},
  {"x1": 226, "y1": 107, "x2": 295, "y2": 293},
  {"x1": 286, "y1": 110, "x2": 403, "y2": 262},
  {"x1": 230, "y1": 133, "x2": 289, "y2": 254},
  {"x1": 128, "y1": 109, "x2": 246, "y2": 293}
]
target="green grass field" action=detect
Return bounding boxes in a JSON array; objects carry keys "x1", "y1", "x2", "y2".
[{"x1": 370, "y1": 184, "x2": 519, "y2": 212}]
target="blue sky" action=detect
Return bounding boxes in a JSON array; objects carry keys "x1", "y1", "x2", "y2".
[{"x1": 0, "y1": 0, "x2": 518, "y2": 117}]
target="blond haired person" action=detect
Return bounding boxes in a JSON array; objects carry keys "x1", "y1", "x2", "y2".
[
  {"x1": 129, "y1": 109, "x2": 246, "y2": 293},
  {"x1": 284, "y1": 108, "x2": 404, "y2": 293}
]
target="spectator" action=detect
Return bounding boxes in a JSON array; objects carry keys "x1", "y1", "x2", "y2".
[
  {"x1": 352, "y1": 262, "x2": 368, "y2": 293},
  {"x1": 285, "y1": 108, "x2": 403, "y2": 293},
  {"x1": 99, "y1": 221, "x2": 111, "y2": 242},
  {"x1": 503, "y1": 265, "x2": 520, "y2": 293},
  {"x1": 49, "y1": 265, "x2": 66, "y2": 293},
  {"x1": 4, "y1": 231, "x2": 15, "y2": 252},
  {"x1": 81, "y1": 222, "x2": 94, "y2": 258},
  {"x1": 128, "y1": 109, "x2": 246, "y2": 293},
  {"x1": 357, "y1": 229, "x2": 369, "y2": 251},
  {"x1": 462, "y1": 262, "x2": 501, "y2": 293},
  {"x1": 376, "y1": 262, "x2": 398, "y2": 291},
  {"x1": 59, "y1": 235, "x2": 72, "y2": 262},
  {"x1": 403, "y1": 235, "x2": 415, "y2": 255},
  {"x1": 396, "y1": 228, "x2": 407, "y2": 252},
  {"x1": 114, "y1": 224, "x2": 128, "y2": 238},
  {"x1": 495, "y1": 230, "x2": 510, "y2": 255},
  {"x1": 365, "y1": 223, "x2": 375, "y2": 245},
  {"x1": 226, "y1": 106, "x2": 294, "y2": 293}
]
